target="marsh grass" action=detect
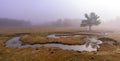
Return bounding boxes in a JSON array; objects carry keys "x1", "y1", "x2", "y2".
[
  {"x1": 0, "y1": 37, "x2": 11, "y2": 47},
  {"x1": 0, "y1": 46, "x2": 120, "y2": 61},
  {"x1": 20, "y1": 33, "x2": 85, "y2": 45},
  {"x1": 1, "y1": 27, "x2": 120, "y2": 61}
]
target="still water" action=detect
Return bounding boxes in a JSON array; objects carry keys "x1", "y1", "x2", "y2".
[{"x1": 6, "y1": 36, "x2": 102, "y2": 52}]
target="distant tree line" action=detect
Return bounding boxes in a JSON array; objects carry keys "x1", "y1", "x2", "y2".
[
  {"x1": 50, "y1": 19, "x2": 81, "y2": 27},
  {"x1": 0, "y1": 18, "x2": 31, "y2": 27}
]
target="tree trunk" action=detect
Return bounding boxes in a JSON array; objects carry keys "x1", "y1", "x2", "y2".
[{"x1": 88, "y1": 25, "x2": 92, "y2": 31}]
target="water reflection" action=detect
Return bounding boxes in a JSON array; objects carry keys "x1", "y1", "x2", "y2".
[
  {"x1": 47, "y1": 34, "x2": 82, "y2": 38},
  {"x1": 47, "y1": 34, "x2": 60, "y2": 38},
  {"x1": 6, "y1": 37, "x2": 22, "y2": 47}
]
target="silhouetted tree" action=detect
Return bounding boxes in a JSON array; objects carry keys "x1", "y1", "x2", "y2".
[{"x1": 80, "y1": 12, "x2": 101, "y2": 31}]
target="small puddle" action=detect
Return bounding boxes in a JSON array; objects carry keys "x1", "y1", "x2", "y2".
[
  {"x1": 47, "y1": 34, "x2": 83, "y2": 38},
  {"x1": 6, "y1": 36, "x2": 102, "y2": 52},
  {"x1": 6, "y1": 37, "x2": 22, "y2": 47},
  {"x1": 47, "y1": 34, "x2": 60, "y2": 38}
]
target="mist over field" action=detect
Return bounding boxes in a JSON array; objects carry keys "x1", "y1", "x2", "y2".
[
  {"x1": 0, "y1": 0, "x2": 120, "y2": 30},
  {"x1": 1, "y1": 1, "x2": 120, "y2": 61}
]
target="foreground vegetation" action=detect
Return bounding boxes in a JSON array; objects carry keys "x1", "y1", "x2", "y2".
[{"x1": 0, "y1": 46, "x2": 120, "y2": 61}]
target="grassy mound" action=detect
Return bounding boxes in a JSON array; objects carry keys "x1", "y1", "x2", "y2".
[{"x1": 20, "y1": 34, "x2": 85, "y2": 45}]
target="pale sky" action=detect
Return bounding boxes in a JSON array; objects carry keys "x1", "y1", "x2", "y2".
[{"x1": 0, "y1": 0, "x2": 120, "y2": 23}]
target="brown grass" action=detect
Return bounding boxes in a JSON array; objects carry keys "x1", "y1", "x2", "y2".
[
  {"x1": 20, "y1": 34, "x2": 85, "y2": 45},
  {"x1": 0, "y1": 27, "x2": 120, "y2": 61},
  {"x1": 0, "y1": 46, "x2": 120, "y2": 61},
  {"x1": 105, "y1": 33, "x2": 120, "y2": 42}
]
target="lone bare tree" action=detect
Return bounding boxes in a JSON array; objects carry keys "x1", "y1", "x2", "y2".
[{"x1": 80, "y1": 12, "x2": 101, "y2": 31}]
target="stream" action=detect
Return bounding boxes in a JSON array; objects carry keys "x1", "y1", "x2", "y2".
[{"x1": 6, "y1": 35, "x2": 102, "y2": 52}]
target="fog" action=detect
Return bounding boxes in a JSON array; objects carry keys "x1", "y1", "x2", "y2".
[{"x1": 0, "y1": 0, "x2": 120, "y2": 29}]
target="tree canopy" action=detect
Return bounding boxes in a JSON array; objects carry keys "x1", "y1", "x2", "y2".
[{"x1": 80, "y1": 12, "x2": 101, "y2": 31}]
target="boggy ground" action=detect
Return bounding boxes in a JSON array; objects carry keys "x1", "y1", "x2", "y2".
[{"x1": 0, "y1": 27, "x2": 120, "y2": 61}]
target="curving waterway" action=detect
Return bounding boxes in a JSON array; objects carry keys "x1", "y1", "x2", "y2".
[{"x1": 6, "y1": 35, "x2": 102, "y2": 52}]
